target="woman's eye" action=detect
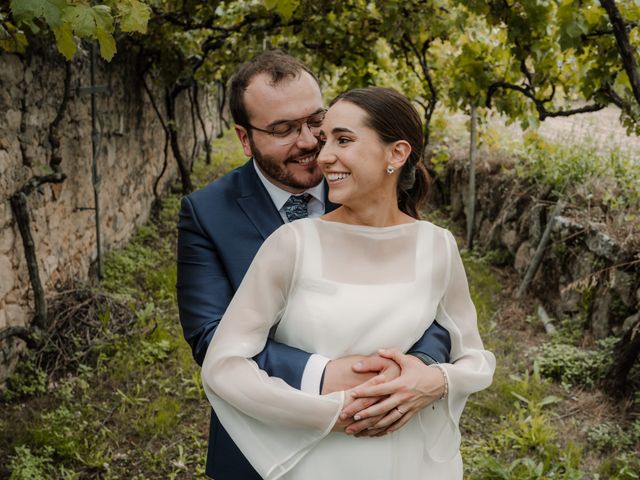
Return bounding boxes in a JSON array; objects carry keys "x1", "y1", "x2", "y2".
[
  {"x1": 318, "y1": 137, "x2": 327, "y2": 147},
  {"x1": 337, "y1": 137, "x2": 351, "y2": 145}
]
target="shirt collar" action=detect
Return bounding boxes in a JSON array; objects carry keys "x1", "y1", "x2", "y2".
[{"x1": 253, "y1": 158, "x2": 325, "y2": 211}]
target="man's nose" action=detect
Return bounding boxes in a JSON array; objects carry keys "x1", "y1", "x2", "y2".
[{"x1": 295, "y1": 123, "x2": 318, "y2": 150}]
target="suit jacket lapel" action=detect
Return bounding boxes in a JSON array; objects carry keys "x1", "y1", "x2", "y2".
[
  {"x1": 236, "y1": 161, "x2": 340, "y2": 238},
  {"x1": 236, "y1": 161, "x2": 283, "y2": 240}
]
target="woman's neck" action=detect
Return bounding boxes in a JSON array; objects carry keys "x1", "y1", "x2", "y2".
[{"x1": 323, "y1": 204, "x2": 415, "y2": 227}]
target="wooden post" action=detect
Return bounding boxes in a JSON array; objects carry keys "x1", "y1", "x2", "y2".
[
  {"x1": 79, "y1": 43, "x2": 108, "y2": 279},
  {"x1": 466, "y1": 105, "x2": 478, "y2": 250},
  {"x1": 516, "y1": 200, "x2": 564, "y2": 299}
]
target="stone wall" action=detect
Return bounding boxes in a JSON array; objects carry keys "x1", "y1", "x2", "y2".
[
  {"x1": 0, "y1": 43, "x2": 219, "y2": 378},
  {"x1": 443, "y1": 157, "x2": 640, "y2": 339}
]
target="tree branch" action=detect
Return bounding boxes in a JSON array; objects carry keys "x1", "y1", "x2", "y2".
[
  {"x1": 0, "y1": 326, "x2": 38, "y2": 348},
  {"x1": 600, "y1": 0, "x2": 640, "y2": 107},
  {"x1": 486, "y1": 81, "x2": 605, "y2": 119},
  {"x1": 48, "y1": 61, "x2": 71, "y2": 172}
]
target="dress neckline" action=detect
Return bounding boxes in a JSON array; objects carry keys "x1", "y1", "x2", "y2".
[{"x1": 315, "y1": 217, "x2": 419, "y2": 233}]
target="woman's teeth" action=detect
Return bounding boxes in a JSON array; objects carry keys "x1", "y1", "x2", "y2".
[{"x1": 327, "y1": 173, "x2": 351, "y2": 181}]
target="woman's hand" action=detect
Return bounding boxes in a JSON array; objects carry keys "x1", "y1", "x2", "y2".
[
  {"x1": 342, "y1": 348, "x2": 445, "y2": 437},
  {"x1": 331, "y1": 354, "x2": 402, "y2": 432}
]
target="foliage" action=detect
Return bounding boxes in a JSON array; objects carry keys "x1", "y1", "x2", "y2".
[
  {"x1": 463, "y1": 370, "x2": 584, "y2": 480},
  {"x1": 588, "y1": 422, "x2": 634, "y2": 452},
  {"x1": 3, "y1": 0, "x2": 150, "y2": 60},
  {"x1": 597, "y1": 452, "x2": 640, "y2": 479},
  {"x1": 2, "y1": 356, "x2": 48, "y2": 401},
  {"x1": 8, "y1": 445, "x2": 56, "y2": 480},
  {"x1": 535, "y1": 338, "x2": 617, "y2": 388},
  {"x1": 513, "y1": 131, "x2": 640, "y2": 210}
]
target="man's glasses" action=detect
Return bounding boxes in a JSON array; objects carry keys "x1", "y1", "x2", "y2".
[{"x1": 246, "y1": 110, "x2": 327, "y2": 146}]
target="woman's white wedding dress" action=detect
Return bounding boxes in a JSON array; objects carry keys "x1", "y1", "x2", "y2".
[{"x1": 202, "y1": 218, "x2": 495, "y2": 479}]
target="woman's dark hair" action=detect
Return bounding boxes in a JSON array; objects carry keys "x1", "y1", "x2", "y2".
[{"x1": 330, "y1": 87, "x2": 430, "y2": 219}]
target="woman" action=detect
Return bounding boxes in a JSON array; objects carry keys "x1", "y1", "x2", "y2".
[{"x1": 202, "y1": 87, "x2": 495, "y2": 479}]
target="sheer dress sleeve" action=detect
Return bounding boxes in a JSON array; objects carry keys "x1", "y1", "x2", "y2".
[
  {"x1": 420, "y1": 228, "x2": 496, "y2": 462},
  {"x1": 201, "y1": 223, "x2": 344, "y2": 480}
]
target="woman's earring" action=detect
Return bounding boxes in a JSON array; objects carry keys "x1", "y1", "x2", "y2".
[{"x1": 386, "y1": 165, "x2": 395, "y2": 174}]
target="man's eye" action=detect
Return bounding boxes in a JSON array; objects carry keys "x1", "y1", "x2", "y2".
[
  {"x1": 307, "y1": 115, "x2": 325, "y2": 127},
  {"x1": 271, "y1": 124, "x2": 294, "y2": 136}
]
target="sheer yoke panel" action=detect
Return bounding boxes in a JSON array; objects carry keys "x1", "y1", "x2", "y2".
[{"x1": 316, "y1": 221, "x2": 417, "y2": 284}]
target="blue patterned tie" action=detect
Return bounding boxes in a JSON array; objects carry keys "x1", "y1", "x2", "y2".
[{"x1": 283, "y1": 193, "x2": 311, "y2": 222}]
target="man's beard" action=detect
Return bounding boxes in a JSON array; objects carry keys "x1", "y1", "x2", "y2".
[{"x1": 250, "y1": 138, "x2": 323, "y2": 191}]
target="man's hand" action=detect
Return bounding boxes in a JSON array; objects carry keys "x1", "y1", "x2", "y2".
[
  {"x1": 321, "y1": 353, "x2": 401, "y2": 395},
  {"x1": 323, "y1": 354, "x2": 402, "y2": 433},
  {"x1": 321, "y1": 355, "x2": 376, "y2": 394},
  {"x1": 341, "y1": 348, "x2": 445, "y2": 437}
]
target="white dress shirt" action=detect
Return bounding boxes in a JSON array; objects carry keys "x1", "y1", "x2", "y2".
[{"x1": 253, "y1": 160, "x2": 331, "y2": 394}]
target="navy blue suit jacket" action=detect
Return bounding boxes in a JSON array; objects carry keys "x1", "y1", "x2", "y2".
[{"x1": 177, "y1": 160, "x2": 451, "y2": 479}]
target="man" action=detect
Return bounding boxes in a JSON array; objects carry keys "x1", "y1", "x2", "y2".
[{"x1": 177, "y1": 50, "x2": 451, "y2": 479}]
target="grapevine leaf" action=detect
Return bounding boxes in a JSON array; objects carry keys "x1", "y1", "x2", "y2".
[
  {"x1": 263, "y1": 0, "x2": 278, "y2": 10},
  {"x1": 92, "y1": 5, "x2": 114, "y2": 34},
  {"x1": 263, "y1": 0, "x2": 299, "y2": 20},
  {"x1": 53, "y1": 22, "x2": 76, "y2": 59},
  {"x1": 41, "y1": 0, "x2": 65, "y2": 28},
  {"x1": 0, "y1": 22, "x2": 28, "y2": 54},
  {"x1": 10, "y1": 0, "x2": 41, "y2": 22},
  {"x1": 62, "y1": 4, "x2": 95, "y2": 37},
  {"x1": 0, "y1": 24, "x2": 10, "y2": 41},
  {"x1": 10, "y1": 0, "x2": 65, "y2": 28},
  {"x1": 96, "y1": 26, "x2": 116, "y2": 60},
  {"x1": 118, "y1": 0, "x2": 151, "y2": 34}
]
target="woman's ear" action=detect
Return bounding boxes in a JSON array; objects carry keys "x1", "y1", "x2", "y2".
[{"x1": 389, "y1": 140, "x2": 411, "y2": 169}]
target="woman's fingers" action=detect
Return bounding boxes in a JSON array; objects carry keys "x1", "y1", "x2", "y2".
[
  {"x1": 340, "y1": 394, "x2": 380, "y2": 420},
  {"x1": 376, "y1": 348, "x2": 408, "y2": 365},
  {"x1": 384, "y1": 408, "x2": 414, "y2": 433},
  {"x1": 352, "y1": 392, "x2": 410, "y2": 420}
]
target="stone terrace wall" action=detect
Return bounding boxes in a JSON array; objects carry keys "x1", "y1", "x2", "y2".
[
  {"x1": 0, "y1": 43, "x2": 219, "y2": 378},
  {"x1": 443, "y1": 158, "x2": 640, "y2": 340}
]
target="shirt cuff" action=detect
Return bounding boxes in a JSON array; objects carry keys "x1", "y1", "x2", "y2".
[{"x1": 300, "y1": 354, "x2": 332, "y2": 394}]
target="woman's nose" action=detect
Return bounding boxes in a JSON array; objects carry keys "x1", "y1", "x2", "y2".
[{"x1": 317, "y1": 141, "x2": 334, "y2": 166}]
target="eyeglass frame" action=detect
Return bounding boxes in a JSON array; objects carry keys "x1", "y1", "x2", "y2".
[{"x1": 243, "y1": 109, "x2": 327, "y2": 145}]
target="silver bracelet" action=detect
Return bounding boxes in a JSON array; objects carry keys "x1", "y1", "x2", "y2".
[{"x1": 431, "y1": 363, "x2": 449, "y2": 400}]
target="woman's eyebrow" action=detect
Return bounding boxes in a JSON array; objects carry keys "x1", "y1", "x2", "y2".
[
  {"x1": 331, "y1": 127, "x2": 355, "y2": 134},
  {"x1": 319, "y1": 126, "x2": 355, "y2": 137}
]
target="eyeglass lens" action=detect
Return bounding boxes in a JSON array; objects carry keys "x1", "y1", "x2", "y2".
[{"x1": 275, "y1": 112, "x2": 325, "y2": 145}]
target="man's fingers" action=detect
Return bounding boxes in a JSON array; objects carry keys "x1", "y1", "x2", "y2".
[
  {"x1": 344, "y1": 413, "x2": 384, "y2": 435},
  {"x1": 355, "y1": 427, "x2": 386, "y2": 437},
  {"x1": 351, "y1": 378, "x2": 402, "y2": 399},
  {"x1": 352, "y1": 355, "x2": 389, "y2": 373}
]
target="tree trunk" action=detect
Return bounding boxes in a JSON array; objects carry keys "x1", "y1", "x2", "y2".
[
  {"x1": 601, "y1": 317, "x2": 640, "y2": 398},
  {"x1": 165, "y1": 86, "x2": 194, "y2": 193}
]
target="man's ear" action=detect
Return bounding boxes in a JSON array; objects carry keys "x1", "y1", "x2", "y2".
[
  {"x1": 389, "y1": 140, "x2": 411, "y2": 169},
  {"x1": 235, "y1": 125, "x2": 253, "y2": 157}
]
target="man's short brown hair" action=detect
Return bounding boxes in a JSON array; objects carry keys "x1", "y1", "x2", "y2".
[{"x1": 229, "y1": 50, "x2": 319, "y2": 128}]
